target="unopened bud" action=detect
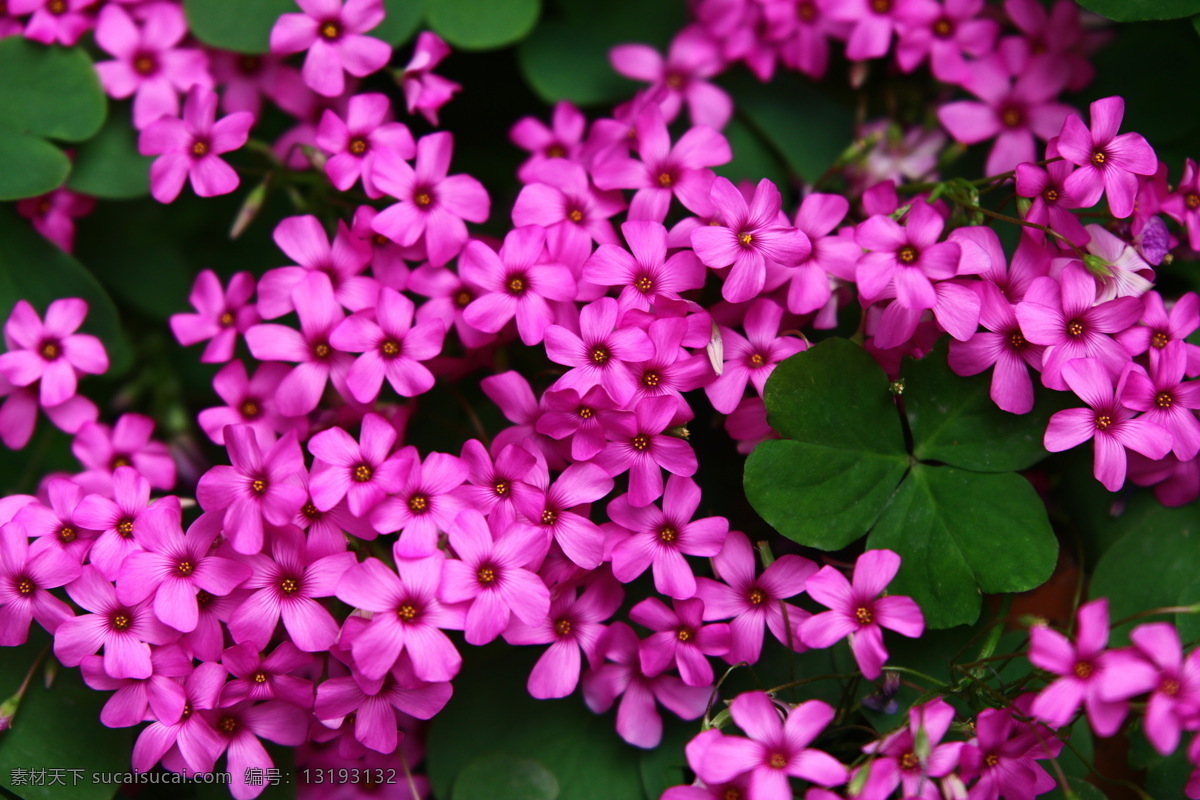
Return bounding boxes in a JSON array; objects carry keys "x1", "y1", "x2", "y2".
[
  {"x1": 849, "y1": 60, "x2": 870, "y2": 89},
  {"x1": 847, "y1": 762, "x2": 871, "y2": 796},
  {"x1": 230, "y1": 177, "x2": 270, "y2": 239},
  {"x1": 1082, "y1": 253, "x2": 1113, "y2": 278},
  {"x1": 1015, "y1": 196, "x2": 1032, "y2": 218},
  {"x1": 706, "y1": 323, "x2": 724, "y2": 376}
]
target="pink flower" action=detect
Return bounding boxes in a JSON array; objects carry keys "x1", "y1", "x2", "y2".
[
  {"x1": 582, "y1": 622, "x2": 709, "y2": 749},
  {"x1": 800, "y1": 549, "x2": 925, "y2": 679},
  {"x1": 308, "y1": 413, "x2": 408, "y2": 516},
  {"x1": 594, "y1": 396, "x2": 698, "y2": 508},
  {"x1": 1162, "y1": 158, "x2": 1200, "y2": 251},
  {"x1": 610, "y1": 28, "x2": 732, "y2": 129},
  {"x1": 368, "y1": 448, "x2": 467, "y2": 557},
  {"x1": 0, "y1": 298, "x2": 107, "y2": 408},
  {"x1": 535, "y1": 385, "x2": 622, "y2": 462},
  {"x1": 1057, "y1": 96, "x2": 1158, "y2": 219},
  {"x1": 80, "y1": 645, "x2": 190, "y2": 728},
  {"x1": 855, "y1": 201, "x2": 961, "y2": 311},
  {"x1": 630, "y1": 596, "x2": 731, "y2": 687},
  {"x1": 829, "y1": 0, "x2": 936, "y2": 61},
  {"x1": 512, "y1": 159, "x2": 625, "y2": 268},
  {"x1": 140, "y1": 87, "x2": 254, "y2": 204},
  {"x1": 170, "y1": 270, "x2": 259, "y2": 363},
  {"x1": 504, "y1": 573, "x2": 624, "y2": 699},
  {"x1": 1124, "y1": 622, "x2": 1200, "y2": 755},
  {"x1": 544, "y1": 297, "x2": 655, "y2": 407},
  {"x1": 16, "y1": 188, "x2": 94, "y2": 252},
  {"x1": 9, "y1": 0, "x2": 91, "y2": 45},
  {"x1": 511, "y1": 101, "x2": 587, "y2": 183},
  {"x1": 17, "y1": 479, "x2": 97, "y2": 576},
  {"x1": 512, "y1": 461, "x2": 613, "y2": 571},
  {"x1": 1115, "y1": 291, "x2": 1200, "y2": 371},
  {"x1": 269, "y1": 0, "x2": 392, "y2": 97},
  {"x1": 705, "y1": 298, "x2": 807, "y2": 415},
  {"x1": 202, "y1": 701, "x2": 307, "y2": 800},
  {"x1": 1120, "y1": 342, "x2": 1200, "y2": 460},
  {"x1": 316, "y1": 93, "x2": 415, "y2": 194},
  {"x1": 700, "y1": 692, "x2": 847, "y2": 796},
  {"x1": 398, "y1": 32, "x2": 461, "y2": 125},
  {"x1": 75, "y1": 466, "x2": 182, "y2": 580},
  {"x1": 948, "y1": 281, "x2": 1045, "y2": 414},
  {"x1": 336, "y1": 553, "x2": 464, "y2": 682},
  {"x1": 131, "y1": 661, "x2": 226, "y2": 773},
  {"x1": 585, "y1": 220, "x2": 706, "y2": 312},
  {"x1": 198, "y1": 361, "x2": 292, "y2": 447},
  {"x1": 220, "y1": 641, "x2": 314, "y2": 708},
  {"x1": 0, "y1": 521, "x2": 76, "y2": 645},
  {"x1": 314, "y1": 660, "x2": 452, "y2": 754},
  {"x1": 454, "y1": 440, "x2": 537, "y2": 531},
  {"x1": 958, "y1": 705, "x2": 1060, "y2": 800},
  {"x1": 72, "y1": 414, "x2": 176, "y2": 492},
  {"x1": 460, "y1": 226, "x2": 578, "y2": 345},
  {"x1": 894, "y1": 0, "x2": 997, "y2": 84},
  {"x1": 786, "y1": 193, "x2": 860, "y2": 315},
  {"x1": 859, "y1": 698, "x2": 963, "y2": 800},
  {"x1": 371, "y1": 131, "x2": 491, "y2": 267},
  {"x1": 438, "y1": 509, "x2": 551, "y2": 645},
  {"x1": 1043, "y1": 357, "x2": 1171, "y2": 491},
  {"x1": 93, "y1": 3, "x2": 211, "y2": 129},
  {"x1": 257, "y1": 215, "x2": 376, "y2": 320},
  {"x1": 1014, "y1": 160, "x2": 1089, "y2": 246}
]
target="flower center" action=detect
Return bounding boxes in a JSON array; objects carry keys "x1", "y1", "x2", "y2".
[
  {"x1": 1091, "y1": 150, "x2": 1107, "y2": 166},
  {"x1": 567, "y1": 208, "x2": 584, "y2": 223},
  {"x1": 870, "y1": 0, "x2": 891, "y2": 11},
  {"x1": 1095, "y1": 414, "x2": 1113, "y2": 431},
  {"x1": 656, "y1": 172, "x2": 674, "y2": 187},
  {"x1": 856, "y1": 606, "x2": 873, "y2": 624},
  {"x1": 253, "y1": 670, "x2": 268, "y2": 684},
  {"x1": 900, "y1": 752, "x2": 919, "y2": 770},
  {"x1": 280, "y1": 577, "x2": 300, "y2": 595},
  {"x1": 658, "y1": 525, "x2": 677, "y2": 543},
  {"x1": 117, "y1": 518, "x2": 134, "y2": 538},
  {"x1": 1162, "y1": 677, "x2": 1182, "y2": 697},
  {"x1": 1152, "y1": 331, "x2": 1170, "y2": 349},
  {"x1": 1000, "y1": 107, "x2": 1024, "y2": 128},
  {"x1": 1188, "y1": 193, "x2": 1200, "y2": 210},
  {"x1": 219, "y1": 715, "x2": 238, "y2": 734},
  {"x1": 748, "y1": 588, "x2": 766, "y2": 605},
  {"x1": 577, "y1": 406, "x2": 594, "y2": 419},
  {"x1": 932, "y1": 17, "x2": 953, "y2": 37},
  {"x1": 455, "y1": 290, "x2": 473, "y2": 307},
  {"x1": 111, "y1": 612, "x2": 132, "y2": 631},
  {"x1": 545, "y1": 144, "x2": 566, "y2": 158},
  {"x1": 348, "y1": 136, "x2": 368, "y2": 156},
  {"x1": 238, "y1": 55, "x2": 261, "y2": 74},
  {"x1": 1073, "y1": 660, "x2": 1094, "y2": 678},
  {"x1": 176, "y1": 560, "x2": 195, "y2": 577},
  {"x1": 414, "y1": 191, "x2": 433, "y2": 207},
  {"x1": 16, "y1": 577, "x2": 34, "y2": 596},
  {"x1": 408, "y1": 494, "x2": 429, "y2": 513},
  {"x1": 57, "y1": 526, "x2": 76, "y2": 543},
  {"x1": 1043, "y1": 188, "x2": 1059, "y2": 203},
  {"x1": 591, "y1": 346, "x2": 611, "y2": 364},
  {"x1": 353, "y1": 463, "x2": 373, "y2": 482},
  {"x1": 133, "y1": 53, "x2": 158, "y2": 76},
  {"x1": 641, "y1": 370, "x2": 660, "y2": 387},
  {"x1": 192, "y1": 140, "x2": 210, "y2": 157},
  {"x1": 1008, "y1": 331, "x2": 1026, "y2": 349},
  {"x1": 797, "y1": 0, "x2": 816, "y2": 20},
  {"x1": 319, "y1": 20, "x2": 341, "y2": 40},
  {"x1": 46, "y1": 0, "x2": 67, "y2": 12},
  {"x1": 898, "y1": 245, "x2": 918, "y2": 264},
  {"x1": 110, "y1": 455, "x2": 132, "y2": 469},
  {"x1": 984, "y1": 753, "x2": 1000, "y2": 768},
  {"x1": 39, "y1": 340, "x2": 60, "y2": 360},
  {"x1": 180, "y1": 701, "x2": 193, "y2": 720},
  {"x1": 1066, "y1": 320, "x2": 1085, "y2": 337},
  {"x1": 768, "y1": 753, "x2": 788, "y2": 769},
  {"x1": 676, "y1": 627, "x2": 692, "y2": 642},
  {"x1": 664, "y1": 71, "x2": 685, "y2": 90},
  {"x1": 1156, "y1": 391, "x2": 1174, "y2": 409},
  {"x1": 380, "y1": 338, "x2": 401, "y2": 357},
  {"x1": 251, "y1": 478, "x2": 268, "y2": 495},
  {"x1": 507, "y1": 276, "x2": 526, "y2": 294},
  {"x1": 302, "y1": 502, "x2": 321, "y2": 520},
  {"x1": 398, "y1": 603, "x2": 419, "y2": 622},
  {"x1": 634, "y1": 275, "x2": 654, "y2": 293},
  {"x1": 477, "y1": 566, "x2": 497, "y2": 585},
  {"x1": 313, "y1": 342, "x2": 331, "y2": 358},
  {"x1": 738, "y1": 232, "x2": 754, "y2": 247},
  {"x1": 749, "y1": 353, "x2": 766, "y2": 367},
  {"x1": 541, "y1": 509, "x2": 558, "y2": 525},
  {"x1": 632, "y1": 434, "x2": 651, "y2": 451},
  {"x1": 239, "y1": 399, "x2": 261, "y2": 419},
  {"x1": 554, "y1": 617, "x2": 572, "y2": 637},
  {"x1": 218, "y1": 311, "x2": 235, "y2": 327},
  {"x1": 493, "y1": 480, "x2": 510, "y2": 496},
  {"x1": 197, "y1": 590, "x2": 215, "y2": 608}
]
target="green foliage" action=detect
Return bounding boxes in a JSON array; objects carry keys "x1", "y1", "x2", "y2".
[
  {"x1": 427, "y1": 0, "x2": 542, "y2": 50},
  {"x1": 0, "y1": 210, "x2": 133, "y2": 375},
  {"x1": 185, "y1": 0, "x2": 425, "y2": 53},
  {"x1": 68, "y1": 116, "x2": 152, "y2": 200},
  {"x1": 0, "y1": 39, "x2": 106, "y2": 200},
  {"x1": 1077, "y1": 0, "x2": 1200, "y2": 21},
  {"x1": 453, "y1": 756, "x2": 559, "y2": 799},
  {"x1": 745, "y1": 338, "x2": 1059, "y2": 628}
]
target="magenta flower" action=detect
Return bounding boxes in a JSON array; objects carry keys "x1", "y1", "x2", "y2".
[
  {"x1": 170, "y1": 270, "x2": 259, "y2": 363},
  {"x1": 269, "y1": 0, "x2": 392, "y2": 97},
  {"x1": 1014, "y1": 263, "x2": 1142, "y2": 391},
  {"x1": 257, "y1": 215, "x2": 376, "y2": 320},
  {"x1": 512, "y1": 159, "x2": 626, "y2": 269},
  {"x1": 115, "y1": 510, "x2": 251, "y2": 633},
  {"x1": 800, "y1": 549, "x2": 925, "y2": 679},
  {"x1": 131, "y1": 661, "x2": 226, "y2": 773},
  {"x1": 1115, "y1": 291, "x2": 1200, "y2": 370},
  {"x1": 700, "y1": 692, "x2": 847, "y2": 796},
  {"x1": 1043, "y1": 357, "x2": 1171, "y2": 492},
  {"x1": 705, "y1": 298, "x2": 807, "y2": 414},
  {"x1": 1125, "y1": 622, "x2": 1200, "y2": 755},
  {"x1": 0, "y1": 298, "x2": 108, "y2": 408},
  {"x1": 438, "y1": 509, "x2": 551, "y2": 645},
  {"x1": 308, "y1": 413, "x2": 409, "y2": 516},
  {"x1": 594, "y1": 396, "x2": 698, "y2": 508},
  {"x1": 695, "y1": 531, "x2": 818, "y2": 664},
  {"x1": 828, "y1": 0, "x2": 935, "y2": 61},
  {"x1": 196, "y1": 425, "x2": 307, "y2": 554},
  {"x1": 691, "y1": 177, "x2": 810, "y2": 303},
  {"x1": 1014, "y1": 160, "x2": 1089, "y2": 246},
  {"x1": 0, "y1": 521, "x2": 76, "y2": 645},
  {"x1": 460, "y1": 225, "x2": 578, "y2": 345},
  {"x1": 399, "y1": 31, "x2": 461, "y2": 125},
  {"x1": 610, "y1": 28, "x2": 732, "y2": 128},
  {"x1": 1057, "y1": 96, "x2": 1158, "y2": 219},
  {"x1": 74, "y1": 466, "x2": 182, "y2": 580},
  {"x1": 8, "y1": 0, "x2": 90, "y2": 45},
  {"x1": 16, "y1": 188, "x2": 95, "y2": 253},
  {"x1": 54, "y1": 565, "x2": 178, "y2": 679},
  {"x1": 894, "y1": 0, "x2": 997, "y2": 84},
  {"x1": 630, "y1": 597, "x2": 731, "y2": 687},
  {"x1": 1082, "y1": 223, "x2": 1155, "y2": 303},
  {"x1": 512, "y1": 462, "x2": 613, "y2": 570},
  {"x1": 583, "y1": 622, "x2": 710, "y2": 749},
  {"x1": 202, "y1": 701, "x2": 307, "y2": 800},
  {"x1": 139, "y1": 87, "x2": 254, "y2": 204},
  {"x1": 93, "y1": 3, "x2": 210, "y2": 130},
  {"x1": 536, "y1": 385, "x2": 622, "y2": 462},
  {"x1": 316, "y1": 93, "x2": 415, "y2": 194},
  {"x1": 371, "y1": 131, "x2": 491, "y2": 267},
  {"x1": 948, "y1": 281, "x2": 1045, "y2": 414},
  {"x1": 314, "y1": 661, "x2": 452, "y2": 754},
  {"x1": 1162, "y1": 159, "x2": 1200, "y2": 251},
  {"x1": 859, "y1": 698, "x2": 963, "y2": 800},
  {"x1": 544, "y1": 297, "x2": 655, "y2": 407},
  {"x1": 504, "y1": 574, "x2": 624, "y2": 699},
  {"x1": 198, "y1": 361, "x2": 292, "y2": 448},
  {"x1": 228, "y1": 527, "x2": 354, "y2": 652},
  {"x1": 80, "y1": 644, "x2": 191, "y2": 728},
  {"x1": 786, "y1": 193, "x2": 859, "y2": 315},
  {"x1": 585, "y1": 220, "x2": 706, "y2": 312},
  {"x1": 855, "y1": 202, "x2": 961, "y2": 311},
  {"x1": 592, "y1": 105, "x2": 731, "y2": 222},
  {"x1": 454, "y1": 440, "x2": 537, "y2": 531},
  {"x1": 245, "y1": 272, "x2": 355, "y2": 416},
  {"x1": 369, "y1": 448, "x2": 466, "y2": 557},
  {"x1": 958, "y1": 706, "x2": 1060, "y2": 800},
  {"x1": 626, "y1": 317, "x2": 712, "y2": 414},
  {"x1": 1120, "y1": 342, "x2": 1200, "y2": 460},
  {"x1": 17, "y1": 479, "x2": 97, "y2": 575},
  {"x1": 511, "y1": 100, "x2": 587, "y2": 182},
  {"x1": 220, "y1": 641, "x2": 314, "y2": 709},
  {"x1": 482, "y1": 371, "x2": 546, "y2": 456},
  {"x1": 608, "y1": 474, "x2": 727, "y2": 599},
  {"x1": 336, "y1": 553, "x2": 464, "y2": 682}
]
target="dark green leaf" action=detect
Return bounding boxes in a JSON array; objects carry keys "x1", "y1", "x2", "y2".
[
  {"x1": 454, "y1": 756, "x2": 559, "y2": 800},
  {"x1": 0, "y1": 130, "x2": 70, "y2": 201},
  {"x1": 1091, "y1": 498, "x2": 1200, "y2": 644},
  {"x1": 67, "y1": 116, "x2": 151, "y2": 200},
  {"x1": 0, "y1": 39, "x2": 105, "y2": 141},
  {"x1": 902, "y1": 344, "x2": 1065, "y2": 472},
  {"x1": 372, "y1": 0, "x2": 426, "y2": 47},
  {"x1": 0, "y1": 210, "x2": 132, "y2": 375},
  {"x1": 745, "y1": 439, "x2": 908, "y2": 550},
  {"x1": 427, "y1": 646, "x2": 646, "y2": 800},
  {"x1": 427, "y1": 0, "x2": 541, "y2": 50},
  {"x1": 1077, "y1": 0, "x2": 1200, "y2": 21},
  {"x1": 1177, "y1": 577, "x2": 1200, "y2": 643},
  {"x1": 867, "y1": 464, "x2": 1058, "y2": 629},
  {"x1": 0, "y1": 632, "x2": 133, "y2": 800}
]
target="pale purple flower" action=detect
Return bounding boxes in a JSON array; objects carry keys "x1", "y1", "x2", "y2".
[
  {"x1": 0, "y1": 521, "x2": 76, "y2": 645},
  {"x1": 170, "y1": 270, "x2": 259, "y2": 363},
  {"x1": 398, "y1": 31, "x2": 460, "y2": 125},
  {"x1": 139, "y1": 87, "x2": 254, "y2": 204},
  {"x1": 801, "y1": 549, "x2": 925, "y2": 679},
  {"x1": 371, "y1": 131, "x2": 491, "y2": 267},
  {"x1": 1082, "y1": 224, "x2": 1154, "y2": 304},
  {"x1": 1043, "y1": 357, "x2": 1171, "y2": 492},
  {"x1": 316, "y1": 93, "x2": 415, "y2": 194},
  {"x1": 369, "y1": 447, "x2": 466, "y2": 557},
  {"x1": 335, "y1": 552, "x2": 465, "y2": 682},
  {"x1": 0, "y1": 298, "x2": 108, "y2": 408},
  {"x1": 308, "y1": 413, "x2": 409, "y2": 516},
  {"x1": 1057, "y1": 96, "x2": 1158, "y2": 219},
  {"x1": 269, "y1": 0, "x2": 392, "y2": 97},
  {"x1": 544, "y1": 296, "x2": 655, "y2": 407},
  {"x1": 631, "y1": 596, "x2": 730, "y2": 687}
]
